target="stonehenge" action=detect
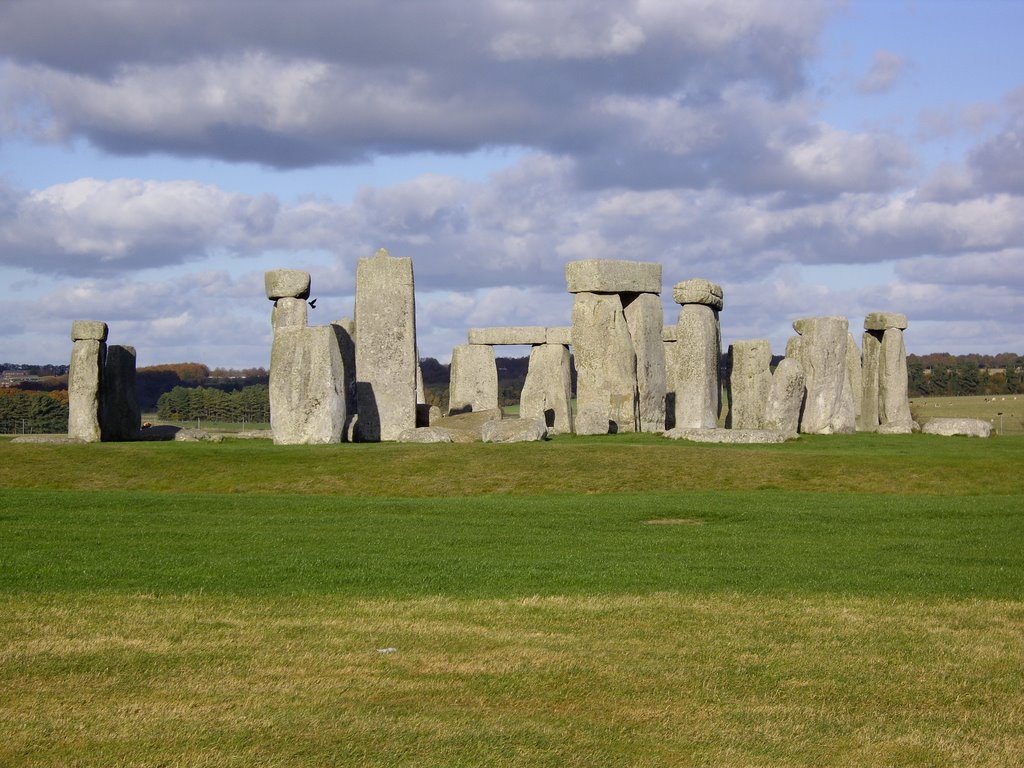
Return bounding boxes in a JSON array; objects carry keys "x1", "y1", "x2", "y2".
[{"x1": 59, "y1": 254, "x2": 920, "y2": 448}]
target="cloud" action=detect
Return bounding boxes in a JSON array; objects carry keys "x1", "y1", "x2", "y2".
[{"x1": 857, "y1": 49, "x2": 906, "y2": 94}]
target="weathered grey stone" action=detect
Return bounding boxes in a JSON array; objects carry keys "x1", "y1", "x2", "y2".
[
  {"x1": 879, "y1": 327, "x2": 912, "y2": 431},
  {"x1": 416, "y1": 359, "x2": 425, "y2": 404},
  {"x1": 448, "y1": 344, "x2": 498, "y2": 414},
  {"x1": 331, "y1": 319, "x2": 358, "y2": 440},
  {"x1": 792, "y1": 316, "x2": 855, "y2": 434},
  {"x1": 922, "y1": 418, "x2": 991, "y2": 437},
  {"x1": 481, "y1": 417, "x2": 547, "y2": 443},
  {"x1": 68, "y1": 338, "x2": 104, "y2": 442},
  {"x1": 672, "y1": 279, "x2": 724, "y2": 310},
  {"x1": 864, "y1": 311, "x2": 908, "y2": 331},
  {"x1": 416, "y1": 403, "x2": 442, "y2": 427},
  {"x1": 763, "y1": 357, "x2": 806, "y2": 435},
  {"x1": 175, "y1": 428, "x2": 224, "y2": 443},
  {"x1": 624, "y1": 292, "x2": 666, "y2": 432},
  {"x1": 565, "y1": 259, "x2": 662, "y2": 294},
  {"x1": 354, "y1": 248, "x2": 417, "y2": 441},
  {"x1": 431, "y1": 409, "x2": 503, "y2": 443},
  {"x1": 70, "y1": 320, "x2": 108, "y2": 342},
  {"x1": 232, "y1": 430, "x2": 274, "y2": 440},
  {"x1": 726, "y1": 339, "x2": 772, "y2": 430},
  {"x1": 877, "y1": 420, "x2": 915, "y2": 435},
  {"x1": 10, "y1": 435, "x2": 85, "y2": 444},
  {"x1": 272, "y1": 297, "x2": 308, "y2": 330},
  {"x1": 662, "y1": 326, "x2": 679, "y2": 342},
  {"x1": 102, "y1": 345, "x2": 140, "y2": 441},
  {"x1": 859, "y1": 331, "x2": 882, "y2": 432},
  {"x1": 846, "y1": 332, "x2": 863, "y2": 429},
  {"x1": 398, "y1": 426, "x2": 454, "y2": 443},
  {"x1": 270, "y1": 326, "x2": 346, "y2": 445},
  {"x1": 671, "y1": 304, "x2": 721, "y2": 429},
  {"x1": 520, "y1": 343, "x2": 573, "y2": 434},
  {"x1": 545, "y1": 326, "x2": 572, "y2": 345},
  {"x1": 468, "y1": 326, "x2": 546, "y2": 345},
  {"x1": 264, "y1": 269, "x2": 311, "y2": 300},
  {"x1": 785, "y1": 335, "x2": 802, "y2": 361},
  {"x1": 572, "y1": 292, "x2": 637, "y2": 434},
  {"x1": 663, "y1": 427, "x2": 792, "y2": 444}
]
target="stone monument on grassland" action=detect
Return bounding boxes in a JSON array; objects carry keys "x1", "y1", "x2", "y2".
[
  {"x1": 726, "y1": 339, "x2": 772, "y2": 430},
  {"x1": 668, "y1": 279, "x2": 723, "y2": 430},
  {"x1": 68, "y1": 320, "x2": 140, "y2": 442},
  {"x1": 266, "y1": 269, "x2": 347, "y2": 444},
  {"x1": 790, "y1": 316, "x2": 855, "y2": 434},
  {"x1": 448, "y1": 343, "x2": 498, "y2": 414},
  {"x1": 354, "y1": 248, "x2": 417, "y2": 441},
  {"x1": 566, "y1": 260, "x2": 665, "y2": 435},
  {"x1": 863, "y1": 312, "x2": 913, "y2": 433}
]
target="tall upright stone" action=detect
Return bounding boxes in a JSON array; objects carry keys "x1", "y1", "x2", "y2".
[
  {"x1": 879, "y1": 327, "x2": 913, "y2": 432},
  {"x1": 846, "y1": 333, "x2": 863, "y2": 430},
  {"x1": 860, "y1": 331, "x2": 881, "y2": 432},
  {"x1": 68, "y1": 321, "x2": 107, "y2": 442},
  {"x1": 448, "y1": 344, "x2": 498, "y2": 414},
  {"x1": 354, "y1": 248, "x2": 417, "y2": 441},
  {"x1": 763, "y1": 357, "x2": 806, "y2": 436},
  {"x1": 266, "y1": 269, "x2": 310, "y2": 330},
  {"x1": 270, "y1": 326, "x2": 346, "y2": 444},
  {"x1": 572, "y1": 292, "x2": 637, "y2": 434},
  {"x1": 670, "y1": 280, "x2": 723, "y2": 429},
  {"x1": 623, "y1": 293, "x2": 666, "y2": 432},
  {"x1": 520, "y1": 343, "x2": 573, "y2": 434},
  {"x1": 663, "y1": 340, "x2": 679, "y2": 429},
  {"x1": 726, "y1": 339, "x2": 772, "y2": 430},
  {"x1": 332, "y1": 318, "x2": 358, "y2": 441},
  {"x1": 792, "y1": 316, "x2": 855, "y2": 434},
  {"x1": 102, "y1": 345, "x2": 140, "y2": 441}
]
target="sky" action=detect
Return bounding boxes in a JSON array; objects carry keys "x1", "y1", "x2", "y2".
[{"x1": 1, "y1": 0, "x2": 1022, "y2": 368}]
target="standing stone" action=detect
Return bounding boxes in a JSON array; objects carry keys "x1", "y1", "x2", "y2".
[
  {"x1": 846, "y1": 333, "x2": 863, "y2": 429},
  {"x1": 272, "y1": 297, "x2": 308, "y2": 330},
  {"x1": 354, "y1": 248, "x2": 417, "y2": 441},
  {"x1": 763, "y1": 357, "x2": 806, "y2": 436},
  {"x1": 68, "y1": 334, "x2": 105, "y2": 443},
  {"x1": 671, "y1": 304, "x2": 721, "y2": 429},
  {"x1": 879, "y1": 327, "x2": 913, "y2": 432},
  {"x1": 726, "y1": 339, "x2": 772, "y2": 430},
  {"x1": 102, "y1": 345, "x2": 140, "y2": 441},
  {"x1": 859, "y1": 331, "x2": 881, "y2": 432},
  {"x1": 792, "y1": 316, "x2": 855, "y2": 434},
  {"x1": 572, "y1": 292, "x2": 637, "y2": 434},
  {"x1": 448, "y1": 344, "x2": 498, "y2": 414},
  {"x1": 331, "y1": 318, "x2": 358, "y2": 441},
  {"x1": 520, "y1": 343, "x2": 573, "y2": 434},
  {"x1": 623, "y1": 293, "x2": 666, "y2": 432},
  {"x1": 270, "y1": 326, "x2": 346, "y2": 444},
  {"x1": 67, "y1": 321, "x2": 109, "y2": 442}
]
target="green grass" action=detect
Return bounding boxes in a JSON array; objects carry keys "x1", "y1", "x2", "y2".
[
  {"x1": 911, "y1": 394, "x2": 1024, "y2": 435},
  {"x1": 2, "y1": 435, "x2": 1023, "y2": 766}
]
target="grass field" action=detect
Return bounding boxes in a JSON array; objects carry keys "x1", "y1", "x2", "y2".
[
  {"x1": 911, "y1": 394, "x2": 1024, "y2": 435},
  {"x1": 2, "y1": 434, "x2": 1022, "y2": 766}
]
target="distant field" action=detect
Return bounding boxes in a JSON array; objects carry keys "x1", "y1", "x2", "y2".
[
  {"x1": 910, "y1": 394, "x2": 1024, "y2": 435},
  {"x1": 1, "y1": 434, "x2": 1022, "y2": 766}
]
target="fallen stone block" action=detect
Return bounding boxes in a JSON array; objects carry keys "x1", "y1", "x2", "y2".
[
  {"x1": 175, "y1": 428, "x2": 224, "y2": 443},
  {"x1": 398, "y1": 426, "x2": 454, "y2": 443},
  {"x1": 922, "y1": 418, "x2": 991, "y2": 437},
  {"x1": 481, "y1": 418, "x2": 547, "y2": 443},
  {"x1": 10, "y1": 435, "x2": 86, "y2": 444},
  {"x1": 565, "y1": 259, "x2": 662, "y2": 294},
  {"x1": 431, "y1": 409, "x2": 503, "y2": 443},
  {"x1": 663, "y1": 427, "x2": 792, "y2": 444}
]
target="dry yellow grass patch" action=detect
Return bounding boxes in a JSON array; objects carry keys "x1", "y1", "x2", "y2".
[{"x1": 2, "y1": 593, "x2": 1022, "y2": 767}]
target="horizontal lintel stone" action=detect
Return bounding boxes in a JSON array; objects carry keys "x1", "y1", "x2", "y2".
[
  {"x1": 71, "y1": 320, "x2": 108, "y2": 342},
  {"x1": 468, "y1": 326, "x2": 547, "y2": 345},
  {"x1": 565, "y1": 259, "x2": 661, "y2": 294},
  {"x1": 863, "y1": 311, "x2": 908, "y2": 331},
  {"x1": 265, "y1": 269, "x2": 311, "y2": 300},
  {"x1": 545, "y1": 326, "x2": 572, "y2": 345}
]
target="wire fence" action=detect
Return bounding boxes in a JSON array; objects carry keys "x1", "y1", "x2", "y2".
[{"x1": 0, "y1": 418, "x2": 66, "y2": 435}]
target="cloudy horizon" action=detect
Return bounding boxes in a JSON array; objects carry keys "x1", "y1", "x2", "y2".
[{"x1": 1, "y1": 0, "x2": 1022, "y2": 367}]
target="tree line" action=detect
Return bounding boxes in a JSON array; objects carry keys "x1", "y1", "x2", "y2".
[
  {"x1": 0, "y1": 389, "x2": 69, "y2": 434},
  {"x1": 156, "y1": 384, "x2": 270, "y2": 424},
  {"x1": 907, "y1": 355, "x2": 1023, "y2": 397}
]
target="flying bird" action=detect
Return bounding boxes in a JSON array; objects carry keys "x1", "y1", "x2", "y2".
[{"x1": 308, "y1": 298, "x2": 317, "y2": 309}]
